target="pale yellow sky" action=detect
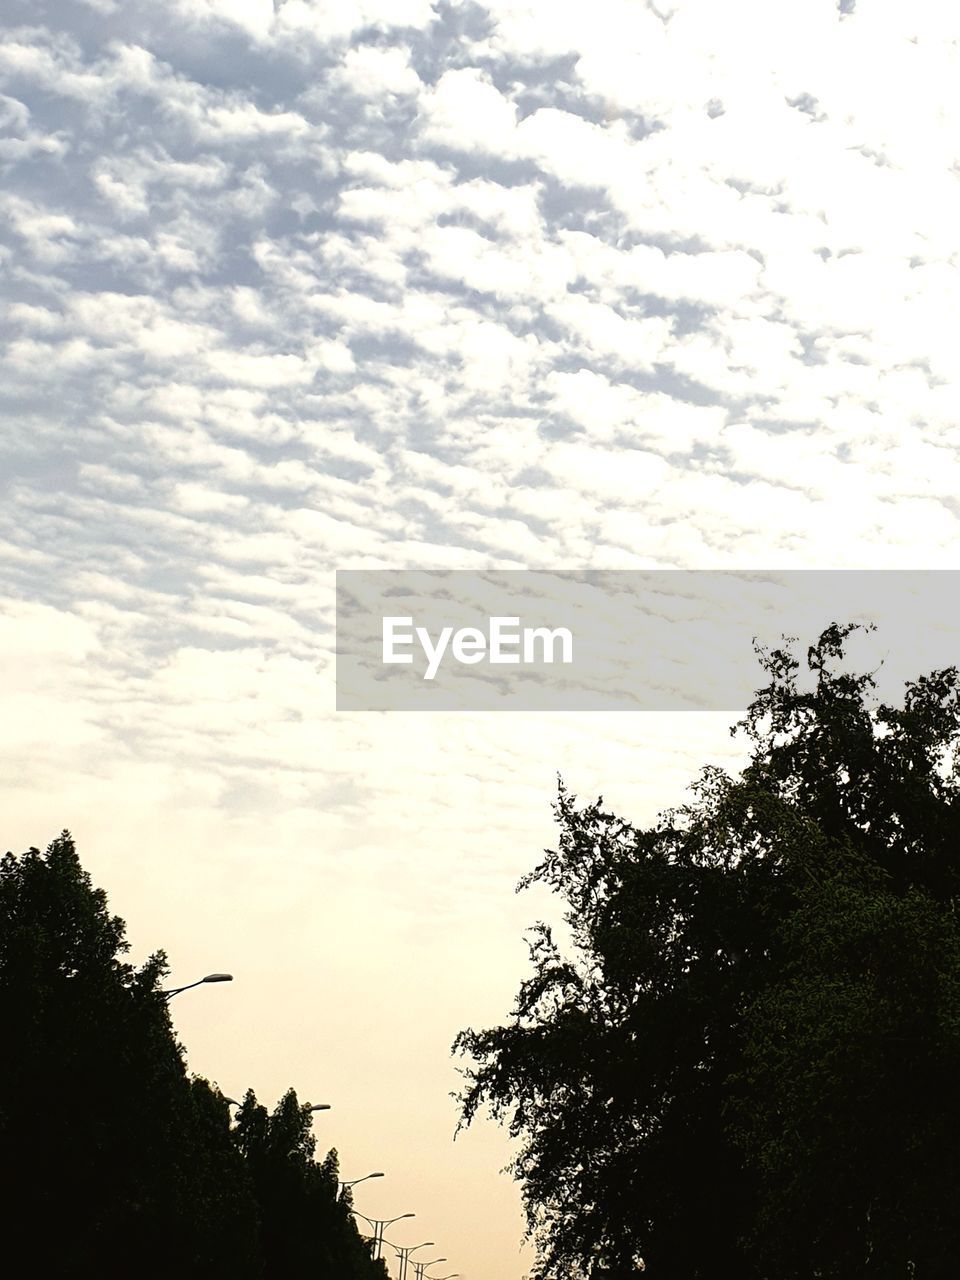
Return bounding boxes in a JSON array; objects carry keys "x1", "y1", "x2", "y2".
[
  {"x1": 2, "y1": 660, "x2": 749, "y2": 1277},
  {"x1": 4, "y1": 1, "x2": 960, "y2": 1275}
]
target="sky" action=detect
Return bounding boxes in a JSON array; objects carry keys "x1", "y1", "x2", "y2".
[{"x1": 3, "y1": 1, "x2": 960, "y2": 1276}]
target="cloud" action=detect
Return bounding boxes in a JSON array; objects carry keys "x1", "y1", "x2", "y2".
[
  {"x1": 169, "y1": 0, "x2": 439, "y2": 44},
  {"x1": 334, "y1": 43, "x2": 422, "y2": 97},
  {"x1": 419, "y1": 66, "x2": 521, "y2": 155},
  {"x1": 3, "y1": 8, "x2": 960, "y2": 1268}
]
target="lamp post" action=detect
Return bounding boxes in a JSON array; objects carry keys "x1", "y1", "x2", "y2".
[
  {"x1": 339, "y1": 1172, "x2": 385, "y2": 1198},
  {"x1": 392, "y1": 1240, "x2": 435, "y2": 1280},
  {"x1": 163, "y1": 972, "x2": 233, "y2": 998},
  {"x1": 411, "y1": 1258, "x2": 447, "y2": 1279},
  {"x1": 352, "y1": 1211, "x2": 415, "y2": 1260}
]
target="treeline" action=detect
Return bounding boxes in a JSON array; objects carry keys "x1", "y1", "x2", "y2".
[{"x1": 0, "y1": 832, "x2": 386, "y2": 1279}]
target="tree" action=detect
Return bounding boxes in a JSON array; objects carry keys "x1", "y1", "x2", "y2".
[
  {"x1": 232, "y1": 1088, "x2": 388, "y2": 1279},
  {"x1": 0, "y1": 831, "x2": 259, "y2": 1276},
  {"x1": 0, "y1": 832, "x2": 384, "y2": 1278},
  {"x1": 453, "y1": 624, "x2": 960, "y2": 1279},
  {"x1": 181, "y1": 1076, "x2": 264, "y2": 1276}
]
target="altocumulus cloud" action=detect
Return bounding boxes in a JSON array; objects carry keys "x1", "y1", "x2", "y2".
[
  {"x1": 6, "y1": 10, "x2": 960, "y2": 1276},
  {"x1": 2, "y1": 0, "x2": 960, "y2": 859}
]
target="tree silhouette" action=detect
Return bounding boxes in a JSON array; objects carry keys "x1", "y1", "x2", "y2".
[
  {"x1": 0, "y1": 831, "x2": 211, "y2": 1275},
  {"x1": 231, "y1": 1088, "x2": 388, "y2": 1279},
  {"x1": 454, "y1": 625, "x2": 960, "y2": 1279},
  {"x1": 0, "y1": 832, "x2": 389, "y2": 1278}
]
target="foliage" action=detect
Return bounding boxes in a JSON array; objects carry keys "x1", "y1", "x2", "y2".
[
  {"x1": 0, "y1": 831, "x2": 387, "y2": 1279},
  {"x1": 454, "y1": 624, "x2": 960, "y2": 1279},
  {"x1": 234, "y1": 1088, "x2": 388, "y2": 1279},
  {"x1": 0, "y1": 832, "x2": 199, "y2": 1274}
]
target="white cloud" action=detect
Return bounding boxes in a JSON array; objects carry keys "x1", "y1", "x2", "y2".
[
  {"x1": 335, "y1": 44, "x2": 422, "y2": 97},
  {"x1": 5, "y1": 11, "x2": 960, "y2": 1271},
  {"x1": 170, "y1": 0, "x2": 279, "y2": 41},
  {"x1": 419, "y1": 67, "x2": 521, "y2": 155},
  {"x1": 544, "y1": 443, "x2": 669, "y2": 504},
  {"x1": 545, "y1": 294, "x2": 671, "y2": 369}
]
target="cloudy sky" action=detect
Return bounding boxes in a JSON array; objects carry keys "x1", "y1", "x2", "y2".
[{"x1": 3, "y1": 1, "x2": 960, "y2": 1276}]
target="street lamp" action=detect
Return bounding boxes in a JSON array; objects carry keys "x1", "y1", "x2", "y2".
[
  {"x1": 411, "y1": 1258, "x2": 447, "y2": 1279},
  {"x1": 392, "y1": 1240, "x2": 435, "y2": 1280},
  {"x1": 163, "y1": 972, "x2": 233, "y2": 998},
  {"x1": 339, "y1": 1172, "x2": 385, "y2": 1197},
  {"x1": 352, "y1": 1211, "x2": 415, "y2": 1260}
]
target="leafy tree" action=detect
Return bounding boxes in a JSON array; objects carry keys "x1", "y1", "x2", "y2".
[
  {"x1": 182, "y1": 1076, "x2": 263, "y2": 1276},
  {"x1": 0, "y1": 830, "x2": 260, "y2": 1276},
  {"x1": 453, "y1": 624, "x2": 960, "y2": 1280},
  {"x1": 0, "y1": 832, "x2": 384, "y2": 1279},
  {"x1": 232, "y1": 1088, "x2": 388, "y2": 1279}
]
